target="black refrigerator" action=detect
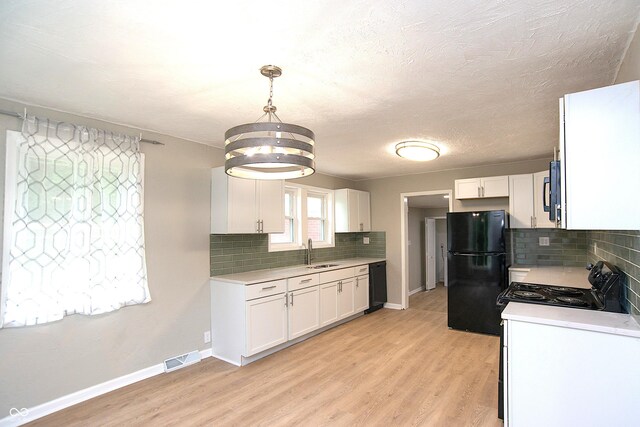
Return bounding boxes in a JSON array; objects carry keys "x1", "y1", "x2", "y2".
[{"x1": 447, "y1": 210, "x2": 506, "y2": 336}]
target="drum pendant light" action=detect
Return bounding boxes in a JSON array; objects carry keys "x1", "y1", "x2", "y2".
[{"x1": 224, "y1": 65, "x2": 315, "y2": 179}]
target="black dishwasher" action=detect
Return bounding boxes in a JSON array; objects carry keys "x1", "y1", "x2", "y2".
[{"x1": 365, "y1": 261, "x2": 387, "y2": 313}]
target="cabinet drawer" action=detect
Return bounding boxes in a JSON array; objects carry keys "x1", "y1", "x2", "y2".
[
  {"x1": 288, "y1": 273, "x2": 320, "y2": 292},
  {"x1": 320, "y1": 267, "x2": 355, "y2": 283},
  {"x1": 354, "y1": 264, "x2": 369, "y2": 276},
  {"x1": 245, "y1": 279, "x2": 287, "y2": 301}
]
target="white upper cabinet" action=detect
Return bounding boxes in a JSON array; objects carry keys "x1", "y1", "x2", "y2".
[
  {"x1": 560, "y1": 80, "x2": 640, "y2": 230},
  {"x1": 508, "y1": 174, "x2": 534, "y2": 228},
  {"x1": 509, "y1": 172, "x2": 555, "y2": 229},
  {"x1": 335, "y1": 189, "x2": 371, "y2": 232},
  {"x1": 211, "y1": 167, "x2": 284, "y2": 234},
  {"x1": 455, "y1": 176, "x2": 509, "y2": 199}
]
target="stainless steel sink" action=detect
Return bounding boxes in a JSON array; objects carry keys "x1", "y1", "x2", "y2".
[{"x1": 306, "y1": 263, "x2": 340, "y2": 269}]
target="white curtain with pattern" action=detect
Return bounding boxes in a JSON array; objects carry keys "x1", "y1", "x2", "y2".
[{"x1": 0, "y1": 115, "x2": 150, "y2": 327}]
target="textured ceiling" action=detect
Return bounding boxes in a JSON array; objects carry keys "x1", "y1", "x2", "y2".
[{"x1": 0, "y1": 0, "x2": 638, "y2": 180}]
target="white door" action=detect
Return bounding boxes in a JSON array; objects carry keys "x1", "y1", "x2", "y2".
[
  {"x1": 508, "y1": 174, "x2": 534, "y2": 228},
  {"x1": 455, "y1": 178, "x2": 482, "y2": 199},
  {"x1": 245, "y1": 293, "x2": 288, "y2": 356},
  {"x1": 425, "y1": 218, "x2": 436, "y2": 290},
  {"x1": 288, "y1": 286, "x2": 320, "y2": 340},
  {"x1": 481, "y1": 175, "x2": 509, "y2": 198}
]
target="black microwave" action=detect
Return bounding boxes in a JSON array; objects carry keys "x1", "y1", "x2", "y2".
[{"x1": 543, "y1": 160, "x2": 561, "y2": 222}]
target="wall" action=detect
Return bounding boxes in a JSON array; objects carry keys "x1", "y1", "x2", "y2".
[
  {"x1": 0, "y1": 98, "x2": 221, "y2": 415},
  {"x1": 508, "y1": 229, "x2": 588, "y2": 266},
  {"x1": 407, "y1": 208, "x2": 426, "y2": 292},
  {"x1": 616, "y1": 22, "x2": 640, "y2": 84},
  {"x1": 359, "y1": 158, "x2": 552, "y2": 305},
  {"x1": 210, "y1": 231, "x2": 385, "y2": 276}
]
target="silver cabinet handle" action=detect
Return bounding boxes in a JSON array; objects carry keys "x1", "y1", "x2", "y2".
[
  {"x1": 533, "y1": 216, "x2": 537, "y2": 228},
  {"x1": 477, "y1": 187, "x2": 481, "y2": 197},
  {"x1": 300, "y1": 278, "x2": 312, "y2": 283},
  {"x1": 290, "y1": 293, "x2": 294, "y2": 306},
  {"x1": 262, "y1": 285, "x2": 277, "y2": 290},
  {"x1": 530, "y1": 216, "x2": 533, "y2": 228},
  {"x1": 256, "y1": 220, "x2": 260, "y2": 233},
  {"x1": 284, "y1": 293, "x2": 288, "y2": 307},
  {"x1": 482, "y1": 186, "x2": 485, "y2": 197},
  {"x1": 360, "y1": 223, "x2": 363, "y2": 231}
]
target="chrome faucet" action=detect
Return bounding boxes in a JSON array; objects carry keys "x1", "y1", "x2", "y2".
[{"x1": 306, "y1": 238, "x2": 313, "y2": 265}]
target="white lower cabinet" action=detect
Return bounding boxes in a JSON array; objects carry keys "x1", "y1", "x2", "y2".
[
  {"x1": 504, "y1": 316, "x2": 640, "y2": 426},
  {"x1": 288, "y1": 286, "x2": 320, "y2": 339},
  {"x1": 319, "y1": 281, "x2": 339, "y2": 327},
  {"x1": 354, "y1": 274, "x2": 369, "y2": 312},
  {"x1": 246, "y1": 292, "x2": 288, "y2": 357},
  {"x1": 337, "y1": 278, "x2": 355, "y2": 319},
  {"x1": 211, "y1": 263, "x2": 375, "y2": 366}
]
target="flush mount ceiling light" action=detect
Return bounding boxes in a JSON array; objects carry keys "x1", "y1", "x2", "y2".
[
  {"x1": 224, "y1": 65, "x2": 315, "y2": 180},
  {"x1": 395, "y1": 140, "x2": 440, "y2": 161}
]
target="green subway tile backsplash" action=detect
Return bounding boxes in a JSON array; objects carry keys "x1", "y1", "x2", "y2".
[
  {"x1": 508, "y1": 229, "x2": 588, "y2": 267},
  {"x1": 210, "y1": 231, "x2": 386, "y2": 276},
  {"x1": 586, "y1": 230, "x2": 640, "y2": 319}
]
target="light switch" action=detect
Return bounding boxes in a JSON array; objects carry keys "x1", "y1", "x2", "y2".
[{"x1": 539, "y1": 237, "x2": 550, "y2": 246}]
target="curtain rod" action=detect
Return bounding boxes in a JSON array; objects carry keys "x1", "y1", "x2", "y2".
[{"x1": 0, "y1": 109, "x2": 165, "y2": 145}]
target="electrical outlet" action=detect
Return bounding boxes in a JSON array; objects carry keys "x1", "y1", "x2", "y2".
[
  {"x1": 539, "y1": 237, "x2": 550, "y2": 246},
  {"x1": 204, "y1": 331, "x2": 211, "y2": 344},
  {"x1": 363, "y1": 237, "x2": 370, "y2": 245}
]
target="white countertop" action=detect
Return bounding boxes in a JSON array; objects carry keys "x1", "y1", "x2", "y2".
[
  {"x1": 210, "y1": 257, "x2": 385, "y2": 285},
  {"x1": 502, "y1": 302, "x2": 640, "y2": 338}
]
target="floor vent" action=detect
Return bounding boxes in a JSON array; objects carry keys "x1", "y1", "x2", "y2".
[{"x1": 163, "y1": 350, "x2": 202, "y2": 373}]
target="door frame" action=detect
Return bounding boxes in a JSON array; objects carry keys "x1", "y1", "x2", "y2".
[{"x1": 400, "y1": 190, "x2": 453, "y2": 309}]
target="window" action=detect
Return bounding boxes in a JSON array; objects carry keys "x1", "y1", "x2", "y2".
[
  {"x1": 1, "y1": 117, "x2": 150, "y2": 328},
  {"x1": 307, "y1": 192, "x2": 328, "y2": 243},
  {"x1": 270, "y1": 187, "x2": 298, "y2": 245},
  {"x1": 269, "y1": 184, "x2": 334, "y2": 252}
]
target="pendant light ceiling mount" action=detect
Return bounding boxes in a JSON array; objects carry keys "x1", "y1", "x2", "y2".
[{"x1": 225, "y1": 65, "x2": 315, "y2": 180}]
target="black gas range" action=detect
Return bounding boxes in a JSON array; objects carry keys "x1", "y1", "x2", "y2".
[{"x1": 497, "y1": 260, "x2": 625, "y2": 313}]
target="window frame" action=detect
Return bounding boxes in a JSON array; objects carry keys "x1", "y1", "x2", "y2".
[{"x1": 268, "y1": 183, "x2": 334, "y2": 252}]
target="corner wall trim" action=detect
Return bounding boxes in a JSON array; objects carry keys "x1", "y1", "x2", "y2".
[
  {"x1": 383, "y1": 302, "x2": 403, "y2": 310},
  {"x1": 0, "y1": 348, "x2": 212, "y2": 427}
]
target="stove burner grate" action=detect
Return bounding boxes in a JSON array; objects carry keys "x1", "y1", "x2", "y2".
[
  {"x1": 556, "y1": 296, "x2": 590, "y2": 307},
  {"x1": 512, "y1": 290, "x2": 547, "y2": 300},
  {"x1": 546, "y1": 287, "x2": 584, "y2": 297}
]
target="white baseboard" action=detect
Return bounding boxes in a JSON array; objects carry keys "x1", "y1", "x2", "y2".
[
  {"x1": 383, "y1": 302, "x2": 403, "y2": 310},
  {"x1": 0, "y1": 348, "x2": 212, "y2": 427},
  {"x1": 408, "y1": 287, "x2": 425, "y2": 296}
]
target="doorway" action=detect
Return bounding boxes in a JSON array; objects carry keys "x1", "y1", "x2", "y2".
[{"x1": 400, "y1": 190, "x2": 453, "y2": 309}]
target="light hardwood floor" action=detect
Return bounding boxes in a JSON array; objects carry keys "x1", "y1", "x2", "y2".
[{"x1": 30, "y1": 284, "x2": 502, "y2": 426}]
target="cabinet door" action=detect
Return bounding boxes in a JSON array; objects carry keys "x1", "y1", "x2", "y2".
[
  {"x1": 257, "y1": 180, "x2": 285, "y2": 234},
  {"x1": 245, "y1": 293, "x2": 288, "y2": 356},
  {"x1": 508, "y1": 174, "x2": 534, "y2": 229},
  {"x1": 354, "y1": 274, "x2": 369, "y2": 312},
  {"x1": 357, "y1": 191, "x2": 371, "y2": 232},
  {"x1": 563, "y1": 81, "x2": 640, "y2": 230},
  {"x1": 533, "y1": 171, "x2": 555, "y2": 229},
  {"x1": 288, "y1": 286, "x2": 320, "y2": 340},
  {"x1": 228, "y1": 175, "x2": 258, "y2": 233},
  {"x1": 455, "y1": 178, "x2": 482, "y2": 199},
  {"x1": 337, "y1": 278, "x2": 355, "y2": 320},
  {"x1": 481, "y1": 175, "x2": 509, "y2": 198},
  {"x1": 319, "y1": 281, "x2": 339, "y2": 327}
]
